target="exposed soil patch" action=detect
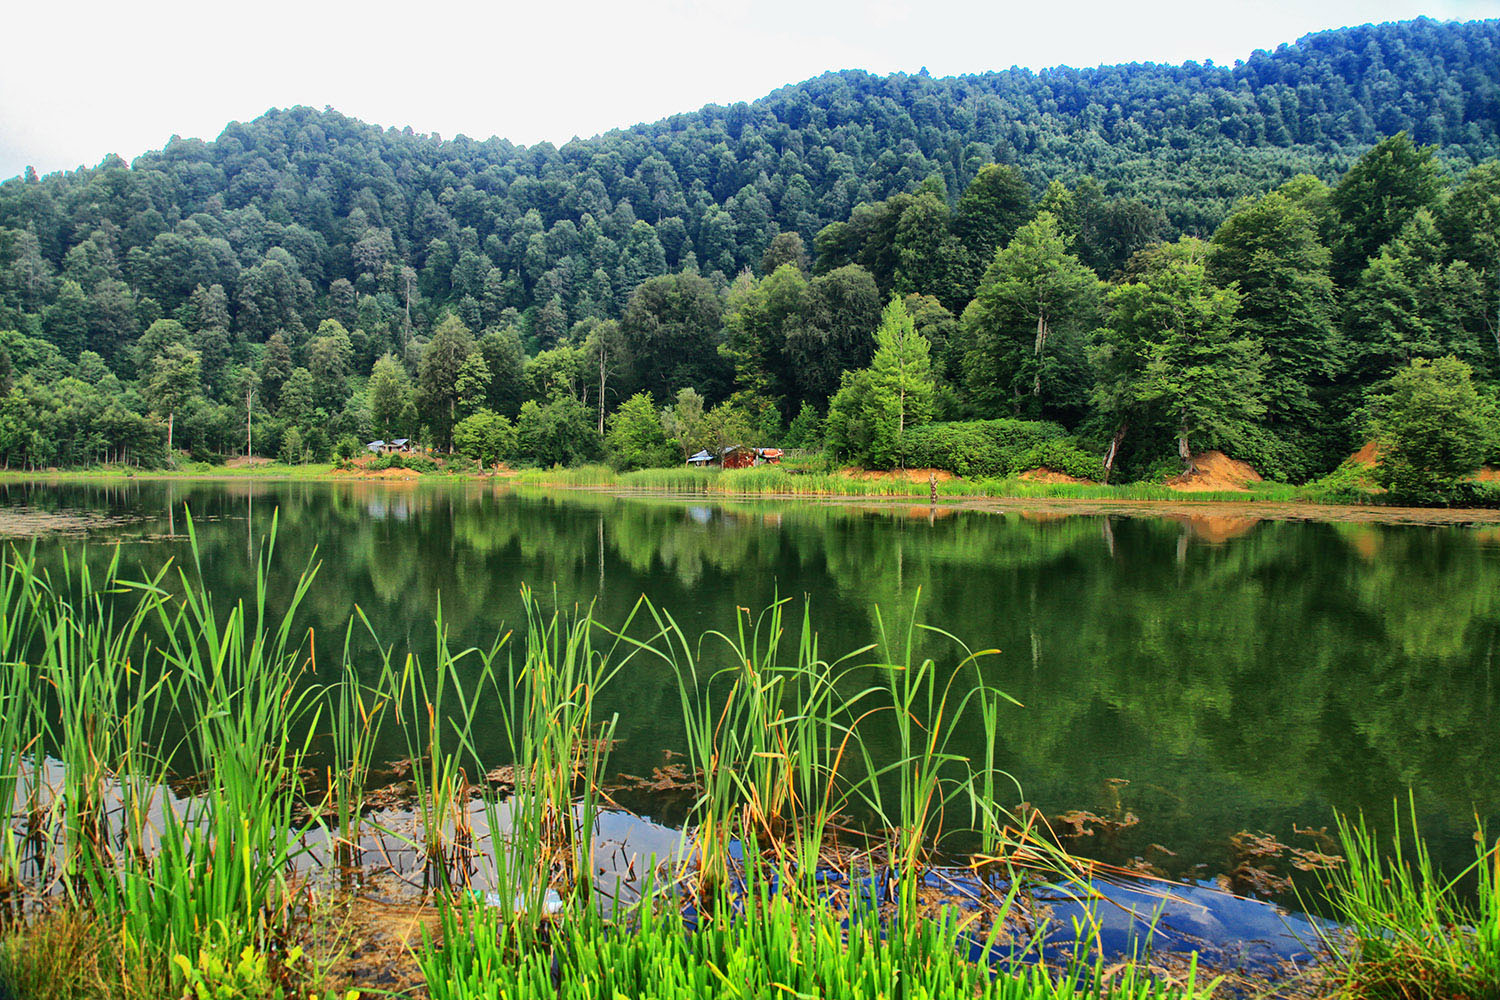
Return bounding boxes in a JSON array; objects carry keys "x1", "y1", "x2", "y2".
[
  {"x1": 841, "y1": 466, "x2": 955, "y2": 482},
  {"x1": 331, "y1": 464, "x2": 423, "y2": 480},
  {"x1": 1020, "y1": 467, "x2": 1096, "y2": 485},
  {"x1": 224, "y1": 454, "x2": 276, "y2": 469},
  {"x1": 1350, "y1": 440, "x2": 1381, "y2": 466},
  {"x1": 1165, "y1": 451, "x2": 1263, "y2": 492}
]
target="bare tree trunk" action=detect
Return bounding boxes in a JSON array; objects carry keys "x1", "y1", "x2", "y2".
[
  {"x1": 1102, "y1": 422, "x2": 1128, "y2": 483},
  {"x1": 1031, "y1": 310, "x2": 1048, "y2": 397},
  {"x1": 597, "y1": 352, "x2": 606, "y2": 435},
  {"x1": 166, "y1": 411, "x2": 174, "y2": 457},
  {"x1": 1178, "y1": 430, "x2": 1193, "y2": 471}
]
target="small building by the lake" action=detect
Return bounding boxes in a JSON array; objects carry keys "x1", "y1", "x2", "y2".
[{"x1": 366, "y1": 438, "x2": 413, "y2": 455}]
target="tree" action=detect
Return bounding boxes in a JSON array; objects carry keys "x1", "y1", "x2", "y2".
[
  {"x1": 1369, "y1": 356, "x2": 1495, "y2": 501},
  {"x1": 280, "y1": 425, "x2": 305, "y2": 465},
  {"x1": 452, "y1": 408, "x2": 517, "y2": 467},
  {"x1": 476, "y1": 326, "x2": 527, "y2": 417},
  {"x1": 1095, "y1": 242, "x2": 1263, "y2": 470},
  {"x1": 620, "y1": 272, "x2": 725, "y2": 403},
  {"x1": 661, "y1": 387, "x2": 708, "y2": 461},
  {"x1": 278, "y1": 367, "x2": 316, "y2": 423},
  {"x1": 582, "y1": 319, "x2": 627, "y2": 434},
  {"x1": 759, "y1": 232, "x2": 808, "y2": 276},
  {"x1": 454, "y1": 351, "x2": 493, "y2": 419},
  {"x1": 961, "y1": 212, "x2": 1100, "y2": 422},
  {"x1": 1208, "y1": 190, "x2": 1338, "y2": 476},
  {"x1": 606, "y1": 392, "x2": 675, "y2": 470},
  {"x1": 862, "y1": 297, "x2": 935, "y2": 467},
  {"x1": 259, "y1": 332, "x2": 294, "y2": 410},
  {"x1": 368, "y1": 354, "x2": 410, "y2": 437},
  {"x1": 953, "y1": 163, "x2": 1034, "y2": 275},
  {"x1": 515, "y1": 392, "x2": 602, "y2": 467},
  {"x1": 307, "y1": 319, "x2": 355, "y2": 412},
  {"x1": 1329, "y1": 132, "x2": 1442, "y2": 286},
  {"x1": 144, "y1": 342, "x2": 202, "y2": 457},
  {"x1": 419, "y1": 314, "x2": 475, "y2": 449}
]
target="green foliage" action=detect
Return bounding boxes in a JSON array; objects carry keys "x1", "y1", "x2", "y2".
[
  {"x1": 961, "y1": 212, "x2": 1100, "y2": 422},
  {"x1": 452, "y1": 408, "x2": 517, "y2": 467},
  {"x1": 1095, "y1": 240, "x2": 1263, "y2": 466},
  {"x1": 1014, "y1": 438, "x2": 1108, "y2": 481},
  {"x1": 895, "y1": 418, "x2": 1065, "y2": 477},
  {"x1": 1369, "y1": 355, "x2": 1496, "y2": 503},
  {"x1": 605, "y1": 391, "x2": 675, "y2": 471},
  {"x1": 516, "y1": 392, "x2": 603, "y2": 467},
  {"x1": 279, "y1": 426, "x2": 304, "y2": 466}
]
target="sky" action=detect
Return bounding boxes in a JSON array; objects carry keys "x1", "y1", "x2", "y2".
[{"x1": 1, "y1": 0, "x2": 1494, "y2": 180}]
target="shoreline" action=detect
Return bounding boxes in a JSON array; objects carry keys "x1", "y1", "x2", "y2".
[{"x1": 3, "y1": 466, "x2": 1500, "y2": 526}]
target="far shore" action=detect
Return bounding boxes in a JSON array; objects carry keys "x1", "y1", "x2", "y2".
[{"x1": 2, "y1": 463, "x2": 1500, "y2": 528}]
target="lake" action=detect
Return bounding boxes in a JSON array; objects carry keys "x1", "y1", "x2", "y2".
[{"x1": 5, "y1": 478, "x2": 1497, "y2": 892}]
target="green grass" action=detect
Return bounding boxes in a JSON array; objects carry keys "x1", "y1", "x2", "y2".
[
  {"x1": 420, "y1": 884, "x2": 1216, "y2": 1000},
  {"x1": 512, "y1": 463, "x2": 1355, "y2": 504},
  {"x1": 1318, "y1": 800, "x2": 1499, "y2": 1000}
]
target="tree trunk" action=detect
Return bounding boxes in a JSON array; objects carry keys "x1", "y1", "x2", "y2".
[
  {"x1": 1031, "y1": 310, "x2": 1048, "y2": 397},
  {"x1": 1102, "y1": 422, "x2": 1128, "y2": 483},
  {"x1": 166, "y1": 411, "x2": 174, "y2": 457},
  {"x1": 597, "y1": 353, "x2": 606, "y2": 435},
  {"x1": 1178, "y1": 430, "x2": 1193, "y2": 471}
]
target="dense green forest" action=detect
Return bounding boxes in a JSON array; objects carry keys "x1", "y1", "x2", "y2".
[{"x1": 0, "y1": 17, "x2": 1497, "y2": 489}]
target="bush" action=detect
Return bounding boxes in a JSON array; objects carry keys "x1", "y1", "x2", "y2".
[
  {"x1": 1370, "y1": 356, "x2": 1496, "y2": 504},
  {"x1": 895, "y1": 419, "x2": 1065, "y2": 476},
  {"x1": 334, "y1": 434, "x2": 361, "y2": 461},
  {"x1": 369, "y1": 452, "x2": 438, "y2": 474},
  {"x1": 1014, "y1": 438, "x2": 1107, "y2": 481}
]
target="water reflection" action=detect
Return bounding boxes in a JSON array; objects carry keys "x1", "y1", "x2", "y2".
[{"x1": 2, "y1": 479, "x2": 1497, "y2": 886}]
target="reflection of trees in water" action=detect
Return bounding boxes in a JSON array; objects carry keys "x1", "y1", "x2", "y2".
[{"x1": 14, "y1": 482, "x2": 1500, "y2": 878}]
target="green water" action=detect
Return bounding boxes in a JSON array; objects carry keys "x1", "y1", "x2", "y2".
[{"x1": 6, "y1": 479, "x2": 1498, "y2": 885}]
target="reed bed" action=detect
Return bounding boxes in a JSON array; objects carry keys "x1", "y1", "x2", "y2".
[{"x1": 515, "y1": 463, "x2": 1313, "y2": 503}]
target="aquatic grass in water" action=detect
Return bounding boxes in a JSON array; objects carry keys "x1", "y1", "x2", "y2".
[
  {"x1": 419, "y1": 875, "x2": 1217, "y2": 1000},
  {"x1": 1321, "y1": 800, "x2": 1500, "y2": 1000}
]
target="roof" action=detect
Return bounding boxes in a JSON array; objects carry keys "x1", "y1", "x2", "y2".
[
  {"x1": 687, "y1": 450, "x2": 715, "y2": 462},
  {"x1": 367, "y1": 440, "x2": 385, "y2": 451},
  {"x1": 391, "y1": 438, "x2": 409, "y2": 446}
]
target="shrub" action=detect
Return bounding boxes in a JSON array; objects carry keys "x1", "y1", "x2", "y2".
[
  {"x1": 1014, "y1": 438, "x2": 1107, "y2": 481},
  {"x1": 895, "y1": 419, "x2": 1065, "y2": 476}
]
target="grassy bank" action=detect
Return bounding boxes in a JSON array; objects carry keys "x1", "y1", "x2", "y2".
[
  {"x1": 0, "y1": 525, "x2": 1493, "y2": 998},
  {"x1": 514, "y1": 463, "x2": 1321, "y2": 503}
]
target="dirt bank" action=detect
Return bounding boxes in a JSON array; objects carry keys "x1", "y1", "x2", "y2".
[{"x1": 1165, "y1": 451, "x2": 1262, "y2": 492}]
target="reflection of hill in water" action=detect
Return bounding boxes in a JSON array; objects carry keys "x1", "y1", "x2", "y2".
[{"x1": 8, "y1": 481, "x2": 1500, "y2": 885}]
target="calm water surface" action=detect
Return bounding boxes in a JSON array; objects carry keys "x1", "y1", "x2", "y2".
[{"x1": 6, "y1": 479, "x2": 1497, "y2": 887}]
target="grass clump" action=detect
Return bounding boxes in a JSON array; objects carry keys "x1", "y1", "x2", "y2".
[{"x1": 1321, "y1": 800, "x2": 1499, "y2": 1000}]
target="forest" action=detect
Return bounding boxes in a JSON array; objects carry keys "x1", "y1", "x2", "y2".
[{"x1": 0, "y1": 16, "x2": 1497, "y2": 494}]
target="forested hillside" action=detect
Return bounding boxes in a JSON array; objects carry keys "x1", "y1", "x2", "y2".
[{"x1": 0, "y1": 17, "x2": 1496, "y2": 486}]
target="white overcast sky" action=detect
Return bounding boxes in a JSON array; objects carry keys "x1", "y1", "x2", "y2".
[{"x1": 2, "y1": 0, "x2": 1495, "y2": 181}]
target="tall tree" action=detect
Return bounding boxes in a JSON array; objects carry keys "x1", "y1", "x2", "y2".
[
  {"x1": 864, "y1": 297, "x2": 935, "y2": 466},
  {"x1": 1094, "y1": 241, "x2": 1263, "y2": 471},
  {"x1": 1329, "y1": 132, "x2": 1442, "y2": 286},
  {"x1": 419, "y1": 314, "x2": 475, "y2": 449},
  {"x1": 1209, "y1": 190, "x2": 1337, "y2": 475},
  {"x1": 961, "y1": 212, "x2": 1100, "y2": 422},
  {"x1": 144, "y1": 343, "x2": 202, "y2": 457}
]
